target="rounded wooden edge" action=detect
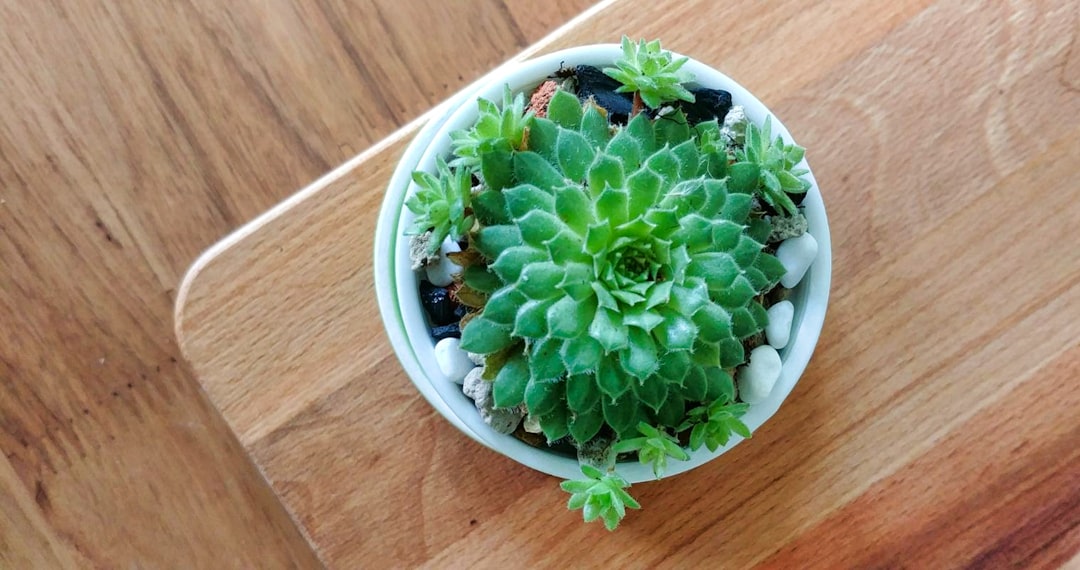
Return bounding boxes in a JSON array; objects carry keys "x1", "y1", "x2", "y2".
[
  {"x1": 172, "y1": 0, "x2": 622, "y2": 367},
  {"x1": 172, "y1": 120, "x2": 425, "y2": 363}
]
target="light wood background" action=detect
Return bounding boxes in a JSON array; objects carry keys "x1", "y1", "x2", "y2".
[
  {"x1": 173, "y1": 0, "x2": 1080, "y2": 568},
  {"x1": 0, "y1": 1, "x2": 593, "y2": 567},
  {"x1": 6, "y1": 0, "x2": 1080, "y2": 568}
]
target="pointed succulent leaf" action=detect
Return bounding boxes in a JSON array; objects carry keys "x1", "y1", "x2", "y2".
[
  {"x1": 655, "y1": 108, "x2": 690, "y2": 147},
  {"x1": 459, "y1": 316, "x2": 514, "y2": 354},
  {"x1": 728, "y1": 161, "x2": 760, "y2": 194},
  {"x1": 480, "y1": 141, "x2": 514, "y2": 191},
  {"x1": 588, "y1": 153, "x2": 625, "y2": 194},
  {"x1": 625, "y1": 111, "x2": 656, "y2": 153},
  {"x1": 680, "y1": 364, "x2": 708, "y2": 402},
  {"x1": 471, "y1": 189, "x2": 510, "y2": 226},
  {"x1": 547, "y1": 295, "x2": 597, "y2": 339},
  {"x1": 704, "y1": 367, "x2": 735, "y2": 404},
  {"x1": 513, "y1": 151, "x2": 565, "y2": 190},
  {"x1": 529, "y1": 337, "x2": 567, "y2": 380},
  {"x1": 513, "y1": 298, "x2": 555, "y2": 338},
  {"x1": 717, "y1": 338, "x2": 745, "y2": 368},
  {"x1": 566, "y1": 372, "x2": 601, "y2": 412},
  {"x1": 595, "y1": 187, "x2": 629, "y2": 226},
  {"x1": 547, "y1": 89, "x2": 583, "y2": 129},
  {"x1": 556, "y1": 128, "x2": 595, "y2": 182},
  {"x1": 563, "y1": 336, "x2": 603, "y2": 375},
  {"x1": 503, "y1": 184, "x2": 554, "y2": 219},
  {"x1": 620, "y1": 327, "x2": 659, "y2": 379},
  {"x1": 489, "y1": 246, "x2": 545, "y2": 282},
  {"x1": 516, "y1": 262, "x2": 565, "y2": 300},
  {"x1": 602, "y1": 392, "x2": 640, "y2": 437},
  {"x1": 596, "y1": 357, "x2": 631, "y2": 400},
  {"x1": 539, "y1": 404, "x2": 570, "y2": 442},
  {"x1": 554, "y1": 184, "x2": 593, "y2": 234},
  {"x1": 655, "y1": 391, "x2": 685, "y2": 428},
  {"x1": 483, "y1": 288, "x2": 526, "y2": 325},
  {"x1": 525, "y1": 377, "x2": 563, "y2": 417},
  {"x1": 631, "y1": 377, "x2": 668, "y2": 413},
  {"x1": 463, "y1": 265, "x2": 501, "y2": 294},
  {"x1": 493, "y1": 353, "x2": 529, "y2": 407},
  {"x1": 516, "y1": 210, "x2": 564, "y2": 247},
  {"x1": 568, "y1": 404, "x2": 604, "y2": 444},
  {"x1": 580, "y1": 103, "x2": 611, "y2": 147},
  {"x1": 528, "y1": 117, "x2": 559, "y2": 161},
  {"x1": 474, "y1": 225, "x2": 522, "y2": 259},
  {"x1": 606, "y1": 129, "x2": 643, "y2": 172}
]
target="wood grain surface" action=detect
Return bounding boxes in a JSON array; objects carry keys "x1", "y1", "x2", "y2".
[
  {"x1": 174, "y1": 0, "x2": 1080, "y2": 567},
  {"x1": 0, "y1": 1, "x2": 593, "y2": 567}
]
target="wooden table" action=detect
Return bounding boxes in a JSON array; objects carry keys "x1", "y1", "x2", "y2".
[
  {"x1": 174, "y1": 0, "x2": 1080, "y2": 567},
  {"x1": 6, "y1": 0, "x2": 1080, "y2": 567},
  {"x1": 0, "y1": 1, "x2": 590, "y2": 567}
]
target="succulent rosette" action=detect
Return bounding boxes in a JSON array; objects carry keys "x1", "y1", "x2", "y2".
[{"x1": 456, "y1": 90, "x2": 785, "y2": 444}]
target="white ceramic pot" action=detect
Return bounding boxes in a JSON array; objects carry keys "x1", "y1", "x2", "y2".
[{"x1": 374, "y1": 44, "x2": 831, "y2": 484}]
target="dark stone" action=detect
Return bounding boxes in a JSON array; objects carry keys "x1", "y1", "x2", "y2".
[
  {"x1": 680, "y1": 88, "x2": 733, "y2": 125},
  {"x1": 419, "y1": 281, "x2": 457, "y2": 326},
  {"x1": 431, "y1": 322, "x2": 461, "y2": 341},
  {"x1": 574, "y1": 65, "x2": 633, "y2": 124},
  {"x1": 453, "y1": 303, "x2": 470, "y2": 321}
]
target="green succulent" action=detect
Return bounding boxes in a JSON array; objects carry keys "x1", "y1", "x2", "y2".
[
  {"x1": 403, "y1": 158, "x2": 474, "y2": 254},
  {"x1": 406, "y1": 38, "x2": 811, "y2": 531},
  {"x1": 560, "y1": 464, "x2": 641, "y2": 531},
  {"x1": 603, "y1": 36, "x2": 695, "y2": 110},
  {"x1": 457, "y1": 88, "x2": 786, "y2": 444},
  {"x1": 680, "y1": 392, "x2": 752, "y2": 453},
  {"x1": 611, "y1": 421, "x2": 689, "y2": 479},
  {"x1": 449, "y1": 86, "x2": 534, "y2": 172},
  {"x1": 733, "y1": 115, "x2": 811, "y2": 216}
]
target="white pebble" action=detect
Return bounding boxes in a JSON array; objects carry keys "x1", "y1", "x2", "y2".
[
  {"x1": 435, "y1": 337, "x2": 475, "y2": 384},
  {"x1": 776, "y1": 233, "x2": 818, "y2": 288},
  {"x1": 737, "y1": 345, "x2": 782, "y2": 403},
  {"x1": 765, "y1": 300, "x2": 794, "y2": 350},
  {"x1": 424, "y1": 239, "x2": 463, "y2": 287},
  {"x1": 523, "y1": 414, "x2": 542, "y2": 434}
]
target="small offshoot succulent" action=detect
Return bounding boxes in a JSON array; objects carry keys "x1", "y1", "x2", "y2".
[
  {"x1": 734, "y1": 116, "x2": 811, "y2": 215},
  {"x1": 449, "y1": 86, "x2": 534, "y2": 171},
  {"x1": 404, "y1": 37, "x2": 812, "y2": 530},
  {"x1": 404, "y1": 158, "x2": 474, "y2": 255},
  {"x1": 561, "y1": 465, "x2": 640, "y2": 531},
  {"x1": 603, "y1": 36, "x2": 695, "y2": 111}
]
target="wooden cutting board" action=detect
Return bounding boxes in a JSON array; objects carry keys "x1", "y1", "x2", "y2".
[{"x1": 174, "y1": 0, "x2": 1080, "y2": 567}]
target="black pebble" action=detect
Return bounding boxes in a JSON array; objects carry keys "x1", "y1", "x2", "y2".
[
  {"x1": 574, "y1": 65, "x2": 633, "y2": 124},
  {"x1": 681, "y1": 88, "x2": 732, "y2": 125},
  {"x1": 431, "y1": 322, "x2": 461, "y2": 340},
  {"x1": 419, "y1": 281, "x2": 457, "y2": 326}
]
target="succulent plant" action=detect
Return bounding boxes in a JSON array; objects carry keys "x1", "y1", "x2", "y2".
[
  {"x1": 733, "y1": 115, "x2": 811, "y2": 215},
  {"x1": 406, "y1": 39, "x2": 812, "y2": 531},
  {"x1": 611, "y1": 421, "x2": 689, "y2": 479},
  {"x1": 679, "y1": 390, "x2": 752, "y2": 452},
  {"x1": 458, "y1": 88, "x2": 785, "y2": 446},
  {"x1": 449, "y1": 86, "x2": 534, "y2": 172},
  {"x1": 560, "y1": 464, "x2": 640, "y2": 531},
  {"x1": 403, "y1": 158, "x2": 474, "y2": 254},
  {"x1": 603, "y1": 36, "x2": 695, "y2": 110}
]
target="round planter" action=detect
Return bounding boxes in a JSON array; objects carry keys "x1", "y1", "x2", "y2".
[{"x1": 374, "y1": 44, "x2": 831, "y2": 484}]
